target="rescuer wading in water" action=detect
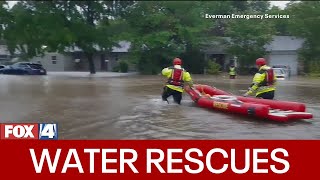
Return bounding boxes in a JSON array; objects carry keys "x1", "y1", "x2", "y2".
[
  {"x1": 161, "y1": 58, "x2": 193, "y2": 104},
  {"x1": 243, "y1": 58, "x2": 277, "y2": 99}
]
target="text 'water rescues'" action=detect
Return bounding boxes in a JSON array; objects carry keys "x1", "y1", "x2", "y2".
[{"x1": 29, "y1": 148, "x2": 289, "y2": 174}]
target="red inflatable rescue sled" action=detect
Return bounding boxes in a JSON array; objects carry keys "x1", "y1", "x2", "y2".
[{"x1": 185, "y1": 84, "x2": 313, "y2": 122}]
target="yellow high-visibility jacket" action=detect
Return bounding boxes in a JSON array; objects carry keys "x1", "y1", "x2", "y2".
[
  {"x1": 229, "y1": 67, "x2": 236, "y2": 75},
  {"x1": 162, "y1": 65, "x2": 193, "y2": 92},
  {"x1": 247, "y1": 65, "x2": 277, "y2": 96}
]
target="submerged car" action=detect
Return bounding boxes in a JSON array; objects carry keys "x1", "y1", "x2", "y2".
[
  {"x1": 273, "y1": 68, "x2": 287, "y2": 80},
  {"x1": 272, "y1": 65, "x2": 290, "y2": 77},
  {"x1": 0, "y1": 62, "x2": 47, "y2": 75}
]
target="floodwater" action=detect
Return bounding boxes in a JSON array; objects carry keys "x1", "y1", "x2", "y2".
[{"x1": 0, "y1": 73, "x2": 319, "y2": 139}]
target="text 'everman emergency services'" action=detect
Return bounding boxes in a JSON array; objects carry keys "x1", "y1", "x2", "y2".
[{"x1": 204, "y1": 14, "x2": 290, "y2": 20}]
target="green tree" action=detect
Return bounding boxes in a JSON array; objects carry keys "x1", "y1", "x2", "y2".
[
  {"x1": 286, "y1": 1, "x2": 320, "y2": 73},
  {"x1": 206, "y1": 60, "x2": 221, "y2": 75},
  {"x1": 225, "y1": 15, "x2": 275, "y2": 67},
  {"x1": 247, "y1": 1, "x2": 270, "y2": 13},
  {"x1": 230, "y1": 1, "x2": 270, "y2": 13},
  {"x1": 4, "y1": 1, "x2": 131, "y2": 74},
  {"x1": 231, "y1": 1, "x2": 248, "y2": 12},
  {"x1": 52, "y1": 0, "x2": 120, "y2": 74},
  {"x1": 200, "y1": 1, "x2": 234, "y2": 36},
  {"x1": 220, "y1": 1, "x2": 274, "y2": 68},
  {"x1": 4, "y1": 1, "x2": 71, "y2": 59},
  {"x1": 0, "y1": 1, "x2": 10, "y2": 40},
  {"x1": 122, "y1": 1, "x2": 213, "y2": 74},
  {"x1": 267, "y1": 6, "x2": 291, "y2": 36},
  {"x1": 200, "y1": 0, "x2": 272, "y2": 38}
]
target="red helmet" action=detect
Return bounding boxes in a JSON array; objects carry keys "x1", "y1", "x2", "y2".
[
  {"x1": 173, "y1": 58, "x2": 182, "y2": 65},
  {"x1": 256, "y1": 58, "x2": 266, "y2": 66}
]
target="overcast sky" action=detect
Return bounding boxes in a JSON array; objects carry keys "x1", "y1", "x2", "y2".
[
  {"x1": 270, "y1": 1, "x2": 290, "y2": 9},
  {"x1": 7, "y1": 1, "x2": 290, "y2": 9}
]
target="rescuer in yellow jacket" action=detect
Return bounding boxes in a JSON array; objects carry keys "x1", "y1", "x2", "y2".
[
  {"x1": 229, "y1": 64, "x2": 236, "y2": 79},
  {"x1": 243, "y1": 58, "x2": 277, "y2": 99},
  {"x1": 161, "y1": 57, "x2": 193, "y2": 104}
]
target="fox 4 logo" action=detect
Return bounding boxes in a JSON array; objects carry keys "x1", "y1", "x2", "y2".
[
  {"x1": 0, "y1": 123, "x2": 58, "y2": 140},
  {"x1": 39, "y1": 123, "x2": 58, "y2": 140}
]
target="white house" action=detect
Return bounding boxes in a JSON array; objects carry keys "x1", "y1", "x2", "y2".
[
  {"x1": 265, "y1": 36, "x2": 304, "y2": 75},
  {"x1": 29, "y1": 41, "x2": 132, "y2": 72},
  {"x1": 203, "y1": 36, "x2": 304, "y2": 76},
  {"x1": 1, "y1": 36, "x2": 305, "y2": 75}
]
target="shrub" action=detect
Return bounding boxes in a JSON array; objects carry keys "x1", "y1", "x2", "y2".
[
  {"x1": 112, "y1": 65, "x2": 120, "y2": 72},
  {"x1": 119, "y1": 61, "x2": 129, "y2": 73},
  {"x1": 206, "y1": 61, "x2": 221, "y2": 75},
  {"x1": 308, "y1": 61, "x2": 320, "y2": 76},
  {"x1": 309, "y1": 61, "x2": 320, "y2": 73}
]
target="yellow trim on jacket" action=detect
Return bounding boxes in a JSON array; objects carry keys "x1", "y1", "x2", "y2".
[
  {"x1": 162, "y1": 65, "x2": 193, "y2": 92},
  {"x1": 247, "y1": 65, "x2": 277, "y2": 96}
]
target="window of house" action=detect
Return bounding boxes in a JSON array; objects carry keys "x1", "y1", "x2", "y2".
[{"x1": 52, "y1": 56, "x2": 57, "y2": 64}]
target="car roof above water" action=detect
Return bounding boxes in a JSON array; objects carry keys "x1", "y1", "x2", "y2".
[
  {"x1": 273, "y1": 68, "x2": 286, "y2": 74},
  {"x1": 14, "y1": 62, "x2": 42, "y2": 65},
  {"x1": 15, "y1": 61, "x2": 38, "y2": 64},
  {"x1": 272, "y1": 65, "x2": 289, "y2": 69}
]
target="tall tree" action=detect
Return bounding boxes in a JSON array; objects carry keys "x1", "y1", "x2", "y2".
[
  {"x1": 220, "y1": 1, "x2": 275, "y2": 67},
  {"x1": 123, "y1": 1, "x2": 215, "y2": 74},
  {"x1": 46, "y1": 0, "x2": 119, "y2": 74},
  {"x1": 0, "y1": 1, "x2": 10, "y2": 40},
  {"x1": 247, "y1": 1, "x2": 270, "y2": 13},
  {"x1": 267, "y1": 6, "x2": 291, "y2": 36},
  {"x1": 201, "y1": 1, "x2": 235, "y2": 36},
  {"x1": 202, "y1": 1, "x2": 271, "y2": 37},
  {"x1": 230, "y1": 1, "x2": 270, "y2": 13},
  {"x1": 4, "y1": 1, "x2": 70, "y2": 58},
  {"x1": 4, "y1": 1, "x2": 131, "y2": 74},
  {"x1": 4, "y1": 2, "x2": 39, "y2": 57},
  {"x1": 225, "y1": 16, "x2": 275, "y2": 67},
  {"x1": 286, "y1": 1, "x2": 320, "y2": 70}
]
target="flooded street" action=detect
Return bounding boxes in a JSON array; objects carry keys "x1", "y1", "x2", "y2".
[{"x1": 0, "y1": 73, "x2": 319, "y2": 139}]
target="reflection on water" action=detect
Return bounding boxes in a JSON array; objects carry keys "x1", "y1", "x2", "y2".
[{"x1": 0, "y1": 74, "x2": 319, "y2": 139}]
